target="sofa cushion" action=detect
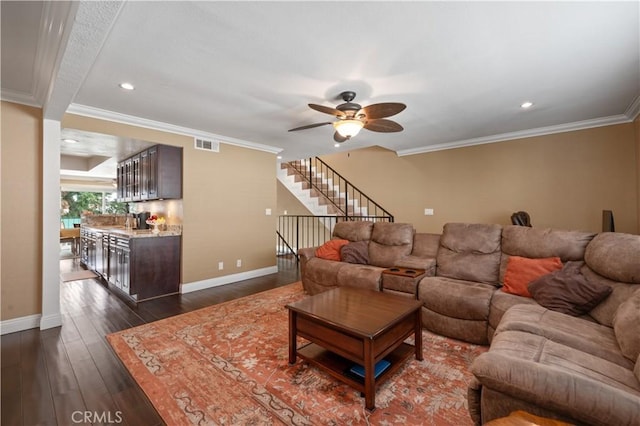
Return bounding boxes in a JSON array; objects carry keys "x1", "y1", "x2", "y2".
[
  {"x1": 419, "y1": 276, "x2": 495, "y2": 321},
  {"x1": 582, "y1": 266, "x2": 640, "y2": 327},
  {"x1": 410, "y1": 233, "x2": 441, "y2": 258},
  {"x1": 488, "y1": 290, "x2": 538, "y2": 334},
  {"x1": 501, "y1": 225, "x2": 595, "y2": 261},
  {"x1": 368, "y1": 222, "x2": 414, "y2": 267},
  {"x1": 613, "y1": 289, "x2": 640, "y2": 362},
  {"x1": 436, "y1": 223, "x2": 502, "y2": 284},
  {"x1": 585, "y1": 232, "x2": 640, "y2": 284},
  {"x1": 340, "y1": 240, "x2": 369, "y2": 264},
  {"x1": 335, "y1": 264, "x2": 383, "y2": 292},
  {"x1": 421, "y1": 306, "x2": 490, "y2": 345},
  {"x1": 528, "y1": 262, "x2": 612, "y2": 316},
  {"x1": 315, "y1": 239, "x2": 349, "y2": 261},
  {"x1": 471, "y1": 330, "x2": 640, "y2": 426},
  {"x1": 394, "y1": 256, "x2": 436, "y2": 274},
  {"x1": 499, "y1": 226, "x2": 595, "y2": 285},
  {"x1": 495, "y1": 304, "x2": 633, "y2": 369},
  {"x1": 502, "y1": 256, "x2": 563, "y2": 298},
  {"x1": 301, "y1": 257, "x2": 348, "y2": 295},
  {"x1": 332, "y1": 221, "x2": 373, "y2": 242}
]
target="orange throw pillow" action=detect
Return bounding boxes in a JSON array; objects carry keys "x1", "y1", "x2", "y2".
[
  {"x1": 315, "y1": 239, "x2": 350, "y2": 261},
  {"x1": 503, "y1": 256, "x2": 563, "y2": 298}
]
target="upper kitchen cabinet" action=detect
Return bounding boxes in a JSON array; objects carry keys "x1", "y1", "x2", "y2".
[{"x1": 117, "y1": 144, "x2": 182, "y2": 202}]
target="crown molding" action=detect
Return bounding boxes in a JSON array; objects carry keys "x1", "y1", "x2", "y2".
[
  {"x1": 2, "y1": 2, "x2": 79, "y2": 110},
  {"x1": 66, "y1": 104, "x2": 283, "y2": 154},
  {"x1": 624, "y1": 95, "x2": 640, "y2": 121},
  {"x1": 396, "y1": 113, "x2": 633, "y2": 156},
  {"x1": 0, "y1": 90, "x2": 41, "y2": 108}
]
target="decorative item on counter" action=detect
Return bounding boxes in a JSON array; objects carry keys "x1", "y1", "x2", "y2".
[{"x1": 146, "y1": 215, "x2": 166, "y2": 235}]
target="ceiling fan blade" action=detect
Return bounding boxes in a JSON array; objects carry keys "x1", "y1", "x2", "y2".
[
  {"x1": 288, "y1": 122, "x2": 333, "y2": 132},
  {"x1": 309, "y1": 104, "x2": 346, "y2": 118},
  {"x1": 359, "y1": 103, "x2": 406, "y2": 120},
  {"x1": 364, "y1": 119, "x2": 404, "y2": 133},
  {"x1": 333, "y1": 131, "x2": 348, "y2": 143}
]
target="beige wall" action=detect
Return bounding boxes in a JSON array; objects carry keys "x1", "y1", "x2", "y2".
[
  {"x1": 61, "y1": 114, "x2": 277, "y2": 287},
  {"x1": 321, "y1": 123, "x2": 638, "y2": 234},
  {"x1": 1, "y1": 102, "x2": 43, "y2": 320},
  {"x1": 277, "y1": 180, "x2": 331, "y2": 249},
  {"x1": 277, "y1": 180, "x2": 313, "y2": 216}
]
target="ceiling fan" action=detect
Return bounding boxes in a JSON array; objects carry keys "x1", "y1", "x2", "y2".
[{"x1": 288, "y1": 91, "x2": 406, "y2": 143}]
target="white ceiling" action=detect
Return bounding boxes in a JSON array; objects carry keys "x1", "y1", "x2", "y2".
[{"x1": 2, "y1": 1, "x2": 639, "y2": 172}]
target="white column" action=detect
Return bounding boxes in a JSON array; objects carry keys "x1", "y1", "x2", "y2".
[{"x1": 41, "y1": 119, "x2": 62, "y2": 330}]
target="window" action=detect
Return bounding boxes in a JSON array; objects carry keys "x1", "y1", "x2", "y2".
[{"x1": 61, "y1": 191, "x2": 127, "y2": 228}]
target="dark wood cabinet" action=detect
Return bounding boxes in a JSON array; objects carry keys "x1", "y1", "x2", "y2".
[
  {"x1": 83, "y1": 227, "x2": 181, "y2": 303},
  {"x1": 131, "y1": 154, "x2": 141, "y2": 201},
  {"x1": 108, "y1": 235, "x2": 118, "y2": 286},
  {"x1": 129, "y1": 236, "x2": 181, "y2": 301},
  {"x1": 106, "y1": 234, "x2": 180, "y2": 302},
  {"x1": 108, "y1": 236, "x2": 129, "y2": 291},
  {"x1": 95, "y1": 232, "x2": 104, "y2": 276},
  {"x1": 123, "y1": 158, "x2": 133, "y2": 202},
  {"x1": 117, "y1": 144, "x2": 182, "y2": 202},
  {"x1": 116, "y1": 162, "x2": 125, "y2": 200},
  {"x1": 147, "y1": 146, "x2": 158, "y2": 199},
  {"x1": 80, "y1": 228, "x2": 97, "y2": 270},
  {"x1": 140, "y1": 149, "x2": 149, "y2": 199},
  {"x1": 101, "y1": 235, "x2": 110, "y2": 280}
]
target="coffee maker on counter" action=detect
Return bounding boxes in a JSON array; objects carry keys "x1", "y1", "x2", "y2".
[{"x1": 134, "y1": 212, "x2": 151, "y2": 229}]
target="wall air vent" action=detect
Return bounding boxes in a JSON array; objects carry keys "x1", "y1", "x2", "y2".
[{"x1": 194, "y1": 137, "x2": 219, "y2": 152}]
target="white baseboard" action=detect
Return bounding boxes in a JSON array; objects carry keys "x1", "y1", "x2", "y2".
[
  {"x1": 40, "y1": 313, "x2": 63, "y2": 330},
  {"x1": 181, "y1": 266, "x2": 279, "y2": 294},
  {"x1": 1, "y1": 314, "x2": 42, "y2": 335}
]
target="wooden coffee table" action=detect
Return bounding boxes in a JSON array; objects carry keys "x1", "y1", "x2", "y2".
[{"x1": 286, "y1": 286, "x2": 423, "y2": 411}]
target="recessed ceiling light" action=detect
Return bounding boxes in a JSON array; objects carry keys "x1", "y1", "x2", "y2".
[
  {"x1": 276, "y1": 155, "x2": 282, "y2": 160},
  {"x1": 520, "y1": 101, "x2": 534, "y2": 109},
  {"x1": 334, "y1": 143, "x2": 341, "y2": 148},
  {"x1": 119, "y1": 82, "x2": 135, "y2": 90},
  {"x1": 62, "y1": 138, "x2": 78, "y2": 144}
]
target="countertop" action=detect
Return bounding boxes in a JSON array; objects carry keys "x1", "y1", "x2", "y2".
[{"x1": 81, "y1": 225, "x2": 182, "y2": 238}]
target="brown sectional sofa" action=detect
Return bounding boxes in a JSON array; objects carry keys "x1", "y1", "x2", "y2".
[
  {"x1": 299, "y1": 221, "x2": 640, "y2": 425},
  {"x1": 467, "y1": 229, "x2": 640, "y2": 425},
  {"x1": 299, "y1": 221, "x2": 439, "y2": 296}
]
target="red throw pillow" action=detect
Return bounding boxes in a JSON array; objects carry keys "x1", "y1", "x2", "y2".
[
  {"x1": 502, "y1": 256, "x2": 563, "y2": 298},
  {"x1": 315, "y1": 239, "x2": 350, "y2": 261}
]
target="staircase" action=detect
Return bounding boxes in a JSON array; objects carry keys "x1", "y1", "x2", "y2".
[
  {"x1": 278, "y1": 157, "x2": 394, "y2": 220},
  {"x1": 277, "y1": 157, "x2": 394, "y2": 258}
]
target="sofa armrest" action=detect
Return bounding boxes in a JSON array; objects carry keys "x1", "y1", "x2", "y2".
[
  {"x1": 298, "y1": 247, "x2": 318, "y2": 279},
  {"x1": 467, "y1": 377, "x2": 482, "y2": 426},
  {"x1": 471, "y1": 351, "x2": 640, "y2": 426},
  {"x1": 297, "y1": 247, "x2": 317, "y2": 263},
  {"x1": 395, "y1": 256, "x2": 436, "y2": 276}
]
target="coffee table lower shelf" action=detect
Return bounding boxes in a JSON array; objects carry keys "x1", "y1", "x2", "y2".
[{"x1": 296, "y1": 342, "x2": 415, "y2": 394}]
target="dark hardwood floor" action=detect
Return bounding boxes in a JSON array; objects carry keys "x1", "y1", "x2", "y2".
[{"x1": 1, "y1": 255, "x2": 300, "y2": 426}]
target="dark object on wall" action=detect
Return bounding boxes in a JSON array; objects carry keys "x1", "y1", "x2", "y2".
[
  {"x1": 602, "y1": 210, "x2": 615, "y2": 232},
  {"x1": 511, "y1": 211, "x2": 532, "y2": 227}
]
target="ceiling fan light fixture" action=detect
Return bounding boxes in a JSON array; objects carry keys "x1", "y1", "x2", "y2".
[{"x1": 333, "y1": 119, "x2": 364, "y2": 138}]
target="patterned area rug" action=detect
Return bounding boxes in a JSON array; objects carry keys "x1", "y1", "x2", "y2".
[{"x1": 107, "y1": 282, "x2": 487, "y2": 425}]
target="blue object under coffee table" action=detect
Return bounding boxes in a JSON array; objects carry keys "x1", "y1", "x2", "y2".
[{"x1": 286, "y1": 286, "x2": 423, "y2": 411}]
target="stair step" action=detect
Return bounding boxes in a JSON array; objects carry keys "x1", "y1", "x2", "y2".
[{"x1": 281, "y1": 158, "x2": 390, "y2": 220}]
